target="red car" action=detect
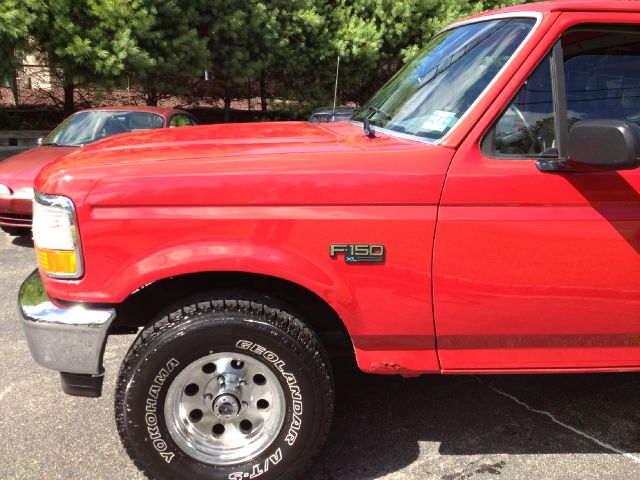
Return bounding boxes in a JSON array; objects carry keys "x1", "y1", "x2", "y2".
[
  {"x1": 17, "y1": 2, "x2": 640, "y2": 480},
  {"x1": 0, "y1": 106, "x2": 197, "y2": 234}
]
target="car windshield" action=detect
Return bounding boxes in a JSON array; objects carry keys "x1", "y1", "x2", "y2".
[
  {"x1": 42, "y1": 110, "x2": 165, "y2": 147},
  {"x1": 352, "y1": 17, "x2": 536, "y2": 141}
]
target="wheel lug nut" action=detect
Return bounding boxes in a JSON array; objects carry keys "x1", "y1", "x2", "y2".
[
  {"x1": 217, "y1": 375, "x2": 225, "y2": 386},
  {"x1": 239, "y1": 380, "x2": 247, "y2": 386},
  {"x1": 204, "y1": 393, "x2": 213, "y2": 401}
]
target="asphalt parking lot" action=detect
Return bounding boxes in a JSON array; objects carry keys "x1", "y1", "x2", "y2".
[{"x1": 2, "y1": 230, "x2": 640, "y2": 480}]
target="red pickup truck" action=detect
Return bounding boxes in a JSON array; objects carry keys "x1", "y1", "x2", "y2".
[{"x1": 18, "y1": 2, "x2": 640, "y2": 479}]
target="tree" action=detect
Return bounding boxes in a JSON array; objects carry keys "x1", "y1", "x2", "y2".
[
  {"x1": 28, "y1": 0, "x2": 152, "y2": 115},
  {"x1": 252, "y1": 0, "x2": 327, "y2": 113},
  {"x1": 193, "y1": 0, "x2": 251, "y2": 121},
  {"x1": 194, "y1": 0, "x2": 328, "y2": 119},
  {"x1": 319, "y1": 0, "x2": 528, "y2": 104},
  {"x1": 322, "y1": 0, "x2": 384, "y2": 104},
  {"x1": 0, "y1": 1, "x2": 35, "y2": 106},
  {"x1": 390, "y1": 0, "x2": 527, "y2": 62},
  {"x1": 130, "y1": 0, "x2": 209, "y2": 106},
  {"x1": 17, "y1": 0, "x2": 528, "y2": 118}
]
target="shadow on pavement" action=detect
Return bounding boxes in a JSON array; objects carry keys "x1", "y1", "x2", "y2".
[
  {"x1": 12, "y1": 235, "x2": 33, "y2": 248},
  {"x1": 311, "y1": 358, "x2": 640, "y2": 479}
]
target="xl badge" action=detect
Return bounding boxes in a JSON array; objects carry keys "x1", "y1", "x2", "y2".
[{"x1": 330, "y1": 244, "x2": 385, "y2": 264}]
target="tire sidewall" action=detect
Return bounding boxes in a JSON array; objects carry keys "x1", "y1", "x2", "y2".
[{"x1": 119, "y1": 313, "x2": 327, "y2": 480}]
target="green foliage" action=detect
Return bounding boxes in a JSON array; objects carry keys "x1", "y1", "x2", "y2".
[
  {"x1": 318, "y1": 0, "x2": 528, "y2": 103},
  {"x1": 257, "y1": 0, "x2": 331, "y2": 106},
  {"x1": 29, "y1": 0, "x2": 152, "y2": 82},
  {"x1": 195, "y1": 0, "x2": 258, "y2": 83},
  {"x1": 0, "y1": 0, "x2": 35, "y2": 103},
  {"x1": 27, "y1": 0, "x2": 154, "y2": 113},
  {"x1": 8, "y1": 0, "x2": 530, "y2": 116},
  {"x1": 193, "y1": 0, "x2": 328, "y2": 116},
  {"x1": 397, "y1": 0, "x2": 527, "y2": 61},
  {"x1": 0, "y1": 0, "x2": 34, "y2": 42},
  {"x1": 132, "y1": 0, "x2": 209, "y2": 105}
]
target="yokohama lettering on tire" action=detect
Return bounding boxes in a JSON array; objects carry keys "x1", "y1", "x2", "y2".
[{"x1": 115, "y1": 296, "x2": 334, "y2": 480}]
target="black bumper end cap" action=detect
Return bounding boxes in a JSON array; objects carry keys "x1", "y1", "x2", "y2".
[{"x1": 60, "y1": 372, "x2": 104, "y2": 398}]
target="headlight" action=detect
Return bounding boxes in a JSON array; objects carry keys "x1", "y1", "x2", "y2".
[
  {"x1": 32, "y1": 192, "x2": 84, "y2": 278},
  {"x1": 15, "y1": 187, "x2": 35, "y2": 200},
  {"x1": 0, "y1": 184, "x2": 11, "y2": 195}
]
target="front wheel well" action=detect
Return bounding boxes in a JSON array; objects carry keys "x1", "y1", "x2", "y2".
[{"x1": 111, "y1": 271, "x2": 353, "y2": 355}]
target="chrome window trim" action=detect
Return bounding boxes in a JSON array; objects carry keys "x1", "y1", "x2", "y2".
[
  {"x1": 34, "y1": 191, "x2": 85, "y2": 279},
  {"x1": 348, "y1": 11, "x2": 544, "y2": 145}
]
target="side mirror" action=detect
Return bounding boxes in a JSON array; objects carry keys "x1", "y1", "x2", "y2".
[
  {"x1": 537, "y1": 120, "x2": 640, "y2": 172},
  {"x1": 568, "y1": 119, "x2": 640, "y2": 170}
]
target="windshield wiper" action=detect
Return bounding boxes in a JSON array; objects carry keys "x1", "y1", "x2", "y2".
[
  {"x1": 41, "y1": 142, "x2": 68, "y2": 147},
  {"x1": 364, "y1": 106, "x2": 392, "y2": 138}
]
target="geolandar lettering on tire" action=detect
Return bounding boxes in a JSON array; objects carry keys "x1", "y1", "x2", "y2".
[
  {"x1": 228, "y1": 448, "x2": 283, "y2": 480},
  {"x1": 145, "y1": 357, "x2": 180, "y2": 463},
  {"x1": 228, "y1": 340, "x2": 304, "y2": 480}
]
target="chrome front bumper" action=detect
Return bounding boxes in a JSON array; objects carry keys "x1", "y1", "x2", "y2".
[{"x1": 19, "y1": 270, "x2": 116, "y2": 375}]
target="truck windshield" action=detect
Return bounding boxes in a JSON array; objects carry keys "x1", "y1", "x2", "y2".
[{"x1": 352, "y1": 17, "x2": 536, "y2": 141}]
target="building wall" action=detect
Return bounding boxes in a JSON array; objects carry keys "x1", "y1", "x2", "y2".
[{"x1": 17, "y1": 54, "x2": 51, "y2": 90}]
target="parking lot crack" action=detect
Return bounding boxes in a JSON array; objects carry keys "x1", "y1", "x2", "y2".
[{"x1": 477, "y1": 377, "x2": 640, "y2": 464}]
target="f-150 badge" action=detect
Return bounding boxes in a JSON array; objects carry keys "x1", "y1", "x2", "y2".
[{"x1": 330, "y1": 244, "x2": 385, "y2": 264}]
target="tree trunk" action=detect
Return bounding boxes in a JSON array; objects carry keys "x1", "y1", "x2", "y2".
[
  {"x1": 224, "y1": 85, "x2": 231, "y2": 123},
  {"x1": 146, "y1": 87, "x2": 158, "y2": 106},
  {"x1": 63, "y1": 77, "x2": 75, "y2": 116},
  {"x1": 10, "y1": 48, "x2": 19, "y2": 107},
  {"x1": 10, "y1": 70, "x2": 19, "y2": 108},
  {"x1": 260, "y1": 70, "x2": 267, "y2": 115},
  {"x1": 247, "y1": 78, "x2": 252, "y2": 112}
]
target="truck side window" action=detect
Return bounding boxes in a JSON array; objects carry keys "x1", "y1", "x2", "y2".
[
  {"x1": 485, "y1": 26, "x2": 640, "y2": 159},
  {"x1": 563, "y1": 28, "x2": 640, "y2": 129},
  {"x1": 485, "y1": 53, "x2": 555, "y2": 157}
]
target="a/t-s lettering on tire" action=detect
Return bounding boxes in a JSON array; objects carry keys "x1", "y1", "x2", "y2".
[{"x1": 115, "y1": 298, "x2": 334, "y2": 480}]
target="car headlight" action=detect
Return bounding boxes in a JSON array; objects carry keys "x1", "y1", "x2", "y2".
[
  {"x1": 15, "y1": 187, "x2": 35, "y2": 200},
  {"x1": 0, "y1": 184, "x2": 11, "y2": 195},
  {"x1": 32, "y1": 192, "x2": 84, "y2": 279}
]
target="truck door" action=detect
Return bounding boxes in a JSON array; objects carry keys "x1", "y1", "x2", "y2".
[{"x1": 434, "y1": 16, "x2": 640, "y2": 371}]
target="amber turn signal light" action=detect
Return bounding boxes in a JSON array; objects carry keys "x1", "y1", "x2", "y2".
[{"x1": 36, "y1": 247, "x2": 78, "y2": 276}]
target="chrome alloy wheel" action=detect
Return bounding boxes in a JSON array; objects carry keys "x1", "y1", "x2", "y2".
[{"x1": 164, "y1": 352, "x2": 286, "y2": 466}]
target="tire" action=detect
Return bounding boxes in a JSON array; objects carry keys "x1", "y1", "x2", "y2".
[
  {"x1": 1, "y1": 225, "x2": 28, "y2": 236},
  {"x1": 115, "y1": 297, "x2": 334, "y2": 480}
]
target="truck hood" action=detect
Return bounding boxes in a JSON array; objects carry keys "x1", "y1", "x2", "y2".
[
  {"x1": 36, "y1": 121, "x2": 454, "y2": 206},
  {"x1": 40, "y1": 121, "x2": 414, "y2": 170}
]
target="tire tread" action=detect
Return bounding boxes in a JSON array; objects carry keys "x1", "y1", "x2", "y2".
[{"x1": 115, "y1": 293, "x2": 334, "y2": 480}]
